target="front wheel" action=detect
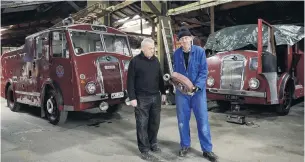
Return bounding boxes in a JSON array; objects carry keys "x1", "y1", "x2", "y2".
[
  {"x1": 6, "y1": 85, "x2": 21, "y2": 112},
  {"x1": 44, "y1": 90, "x2": 68, "y2": 125},
  {"x1": 276, "y1": 85, "x2": 293, "y2": 116}
]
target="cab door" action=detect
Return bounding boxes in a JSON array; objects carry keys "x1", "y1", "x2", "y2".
[
  {"x1": 257, "y1": 19, "x2": 277, "y2": 74},
  {"x1": 257, "y1": 19, "x2": 278, "y2": 104},
  {"x1": 49, "y1": 30, "x2": 74, "y2": 106},
  {"x1": 38, "y1": 32, "x2": 51, "y2": 87},
  {"x1": 26, "y1": 33, "x2": 44, "y2": 106}
]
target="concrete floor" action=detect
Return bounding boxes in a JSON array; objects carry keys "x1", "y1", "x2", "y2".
[{"x1": 1, "y1": 97, "x2": 304, "y2": 162}]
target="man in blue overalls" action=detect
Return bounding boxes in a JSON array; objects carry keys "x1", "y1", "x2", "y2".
[{"x1": 173, "y1": 26, "x2": 218, "y2": 162}]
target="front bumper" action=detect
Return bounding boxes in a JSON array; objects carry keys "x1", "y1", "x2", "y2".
[
  {"x1": 207, "y1": 88, "x2": 266, "y2": 98},
  {"x1": 80, "y1": 90, "x2": 128, "y2": 103}
]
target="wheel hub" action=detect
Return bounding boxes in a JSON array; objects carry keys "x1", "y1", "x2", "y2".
[{"x1": 46, "y1": 97, "x2": 54, "y2": 114}]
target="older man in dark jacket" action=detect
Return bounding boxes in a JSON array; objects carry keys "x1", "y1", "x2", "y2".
[{"x1": 127, "y1": 38, "x2": 167, "y2": 160}]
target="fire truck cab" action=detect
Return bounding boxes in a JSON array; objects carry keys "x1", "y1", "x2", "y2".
[
  {"x1": 1, "y1": 24, "x2": 132, "y2": 125},
  {"x1": 204, "y1": 19, "x2": 304, "y2": 115}
]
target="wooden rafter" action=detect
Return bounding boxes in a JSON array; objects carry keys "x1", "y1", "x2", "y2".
[
  {"x1": 53, "y1": 0, "x2": 138, "y2": 27},
  {"x1": 167, "y1": 0, "x2": 233, "y2": 16}
]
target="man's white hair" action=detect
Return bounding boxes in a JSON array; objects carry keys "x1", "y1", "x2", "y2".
[{"x1": 141, "y1": 38, "x2": 154, "y2": 48}]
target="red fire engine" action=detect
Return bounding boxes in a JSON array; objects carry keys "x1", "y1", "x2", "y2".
[
  {"x1": 205, "y1": 19, "x2": 304, "y2": 115},
  {"x1": 1, "y1": 23, "x2": 132, "y2": 125}
]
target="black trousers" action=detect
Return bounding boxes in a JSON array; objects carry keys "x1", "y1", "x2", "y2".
[{"x1": 135, "y1": 94, "x2": 161, "y2": 153}]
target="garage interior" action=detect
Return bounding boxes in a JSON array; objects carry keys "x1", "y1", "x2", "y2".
[{"x1": 1, "y1": 1, "x2": 304, "y2": 162}]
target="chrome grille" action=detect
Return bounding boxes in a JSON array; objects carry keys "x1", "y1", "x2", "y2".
[{"x1": 220, "y1": 55, "x2": 245, "y2": 90}]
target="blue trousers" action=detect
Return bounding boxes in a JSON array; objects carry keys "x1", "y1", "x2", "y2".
[{"x1": 175, "y1": 91, "x2": 213, "y2": 152}]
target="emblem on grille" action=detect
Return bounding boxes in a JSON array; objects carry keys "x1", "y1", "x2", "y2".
[{"x1": 231, "y1": 56, "x2": 238, "y2": 61}]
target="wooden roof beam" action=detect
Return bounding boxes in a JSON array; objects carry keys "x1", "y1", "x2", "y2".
[
  {"x1": 218, "y1": 1, "x2": 263, "y2": 10},
  {"x1": 67, "y1": 1, "x2": 81, "y2": 11},
  {"x1": 174, "y1": 16, "x2": 225, "y2": 28},
  {"x1": 89, "y1": 1, "x2": 139, "y2": 23},
  {"x1": 129, "y1": 5, "x2": 153, "y2": 22},
  {"x1": 143, "y1": 1, "x2": 161, "y2": 16},
  {"x1": 167, "y1": 0, "x2": 233, "y2": 16}
]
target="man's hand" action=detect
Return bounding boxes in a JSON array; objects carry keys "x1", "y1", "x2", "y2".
[
  {"x1": 187, "y1": 86, "x2": 199, "y2": 96},
  {"x1": 161, "y1": 94, "x2": 167, "y2": 104},
  {"x1": 130, "y1": 99, "x2": 137, "y2": 107}
]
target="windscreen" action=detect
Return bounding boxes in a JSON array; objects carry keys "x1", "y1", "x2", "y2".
[
  {"x1": 69, "y1": 31, "x2": 104, "y2": 55},
  {"x1": 69, "y1": 31, "x2": 131, "y2": 56},
  {"x1": 103, "y1": 34, "x2": 130, "y2": 56}
]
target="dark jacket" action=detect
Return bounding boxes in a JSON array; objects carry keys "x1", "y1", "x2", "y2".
[{"x1": 127, "y1": 52, "x2": 166, "y2": 100}]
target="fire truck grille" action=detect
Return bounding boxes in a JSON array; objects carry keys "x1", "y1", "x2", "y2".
[
  {"x1": 220, "y1": 57, "x2": 245, "y2": 90},
  {"x1": 96, "y1": 56, "x2": 123, "y2": 94}
]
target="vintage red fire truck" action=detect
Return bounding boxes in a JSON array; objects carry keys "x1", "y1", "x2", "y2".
[
  {"x1": 204, "y1": 19, "x2": 304, "y2": 115},
  {"x1": 1, "y1": 23, "x2": 132, "y2": 124}
]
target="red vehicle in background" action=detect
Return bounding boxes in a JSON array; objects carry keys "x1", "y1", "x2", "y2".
[
  {"x1": 204, "y1": 19, "x2": 304, "y2": 115},
  {"x1": 1, "y1": 23, "x2": 132, "y2": 125}
]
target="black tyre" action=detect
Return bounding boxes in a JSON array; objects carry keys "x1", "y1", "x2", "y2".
[
  {"x1": 276, "y1": 84, "x2": 293, "y2": 116},
  {"x1": 44, "y1": 90, "x2": 68, "y2": 125},
  {"x1": 106, "y1": 104, "x2": 122, "y2": 114},
  {"x1": 6, "y1": 85, "x2": 21, "y2": 112}
]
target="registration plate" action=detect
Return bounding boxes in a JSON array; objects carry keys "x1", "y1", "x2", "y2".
[
  {"x1": 111, "y1": 92, "x2": 124, "y2": 99},
  {"x1": 104, "y1": 65, "x2": 115, "y2": 69},
  {"x1": 225, "y1": 95, "x2": 238, "y2": 100}
]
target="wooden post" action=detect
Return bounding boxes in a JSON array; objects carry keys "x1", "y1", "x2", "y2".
[
  {"x1": 140, "y1": 13, "x2": 143, "y2": 34},
  {"x1": 151, "y1": 18, "x2": 156, "y2": 40},
  {"x1": 210, "y1": 6, "x2": 214, "y2": 34},
  {"x1": 157, "y1": 17, "x2": 164, "y2": 72}
]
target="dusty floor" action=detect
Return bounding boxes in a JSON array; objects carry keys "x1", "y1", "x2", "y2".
[{"x1": 1, "y1": 97, "x2": 304, "y2": 162}]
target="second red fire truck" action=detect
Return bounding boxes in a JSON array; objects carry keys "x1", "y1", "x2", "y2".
[{"x1": 204, "y1": 19, "x2": 304, "y2": 115}]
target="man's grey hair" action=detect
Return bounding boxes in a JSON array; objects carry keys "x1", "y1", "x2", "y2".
[{"x1": 141, "y1": 38, "x2": 155, "y2": 48}]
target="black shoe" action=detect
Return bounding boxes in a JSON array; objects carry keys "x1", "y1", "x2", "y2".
[
  {"x1": 203, "y1": 151, "x2": 218, "y2": 162},
  {"x1": 178, "y1": 147, "x2": 190, "y2": 157},
  {"x1": 141, "y1": 152, "x2": 153, "y2": 160},
  {"x1": 151, "y1": 146, "x2": 161, "y2": 153}
]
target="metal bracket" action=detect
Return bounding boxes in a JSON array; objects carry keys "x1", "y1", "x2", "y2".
[{"x1": 226, "y1": 104, "x2": 246, "y2": 124}]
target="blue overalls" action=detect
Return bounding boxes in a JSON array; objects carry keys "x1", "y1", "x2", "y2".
[{"x1": 173, "y1": 45, "x2": 213, "y2": 152}]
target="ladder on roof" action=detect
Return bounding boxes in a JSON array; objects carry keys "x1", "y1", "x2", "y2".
[{"x1": 160, "y1": 16, "x2": 175, "y2": 75}]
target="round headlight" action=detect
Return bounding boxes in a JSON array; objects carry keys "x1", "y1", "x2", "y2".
[
  {"x1": 207, "y1": 77, "x2": 215, "y2": 87},
  {"x1": 249, "y1": 78, "x2": 259, "y2": 89},
  {"x1": 85, "y1": 82, "x2": 96, "y2": 94}
]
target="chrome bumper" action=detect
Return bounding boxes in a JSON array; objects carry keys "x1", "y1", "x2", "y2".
[
  {"x1": 80, "y1": 93, "x2": 109, "y2": 103},
  {"x1": 80, "y1": 90, "x2": 128, "y2": 103},
  {"x1": 207, "y1": 88, "x2": 266, "y2": 98}
]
